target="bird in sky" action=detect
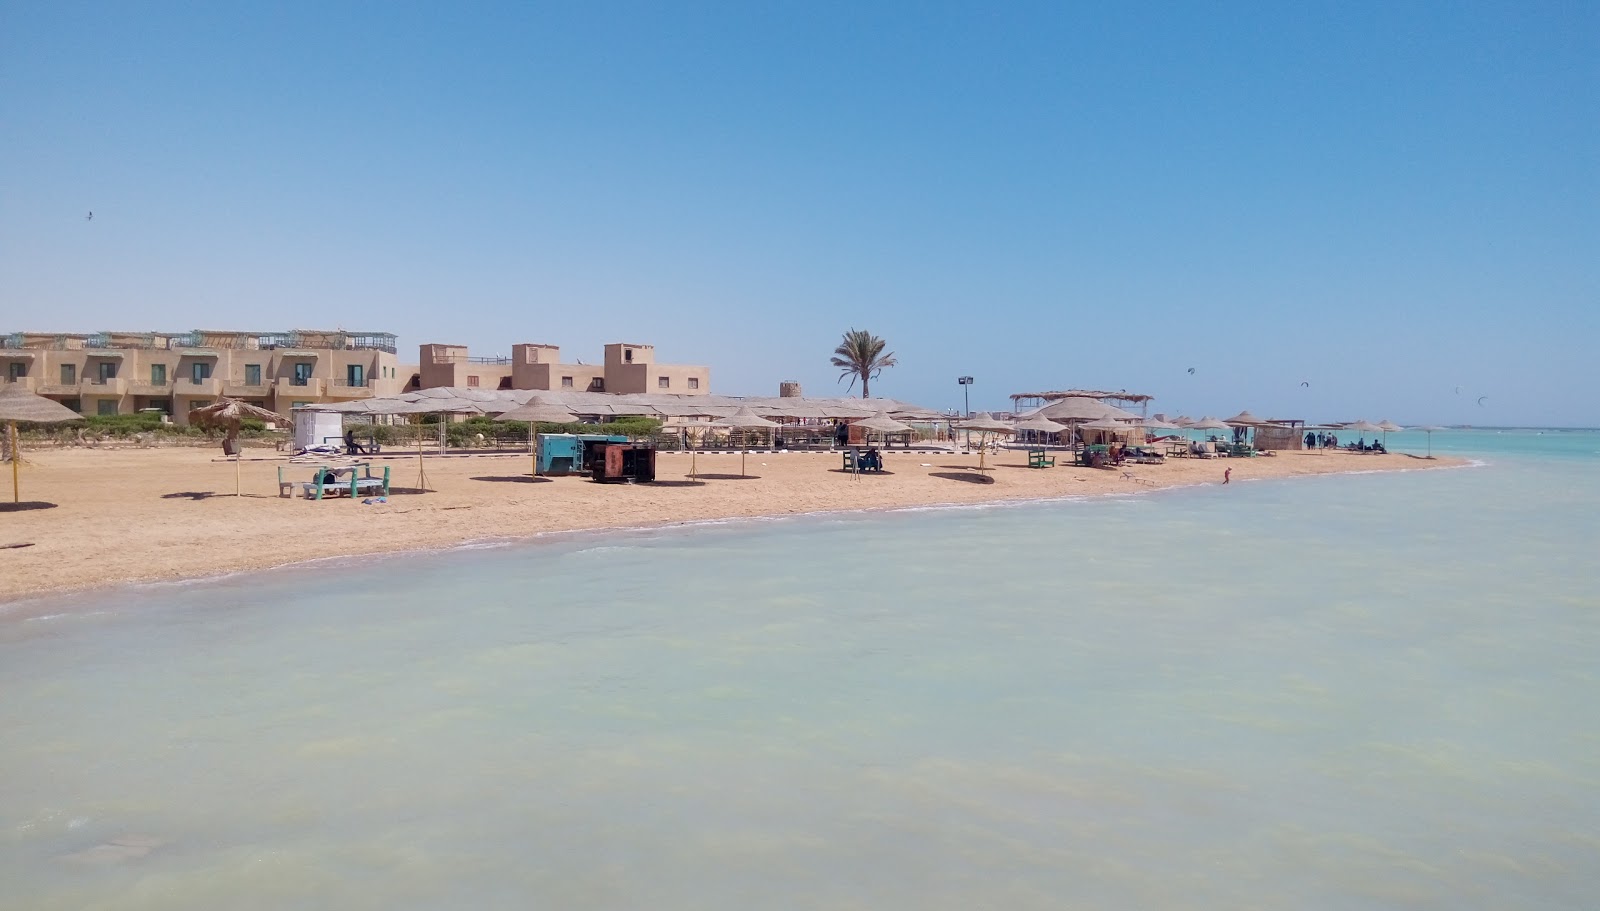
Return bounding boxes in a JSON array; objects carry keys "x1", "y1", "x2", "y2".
[{"x1": 86, "y1": 211, "x2": 93, "y2": 221}]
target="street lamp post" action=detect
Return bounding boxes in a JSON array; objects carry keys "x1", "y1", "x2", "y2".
[{"x1": 956, "y1": 376, "x2": 974, "y2": 452}]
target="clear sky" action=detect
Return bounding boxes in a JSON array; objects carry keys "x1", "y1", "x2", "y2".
[{"x1": 3, "y1": 2, "x2": 1595, "y2": 425}]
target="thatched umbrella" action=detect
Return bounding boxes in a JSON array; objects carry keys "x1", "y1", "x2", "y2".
[
  {"x1": 1015, "y1": 415, "x2": 1068, "y2": 447},
  {"x1": 188, "y1": 397, "x2": 294, "y2": 497},
  {"x1": 853, "y1": 411, "x2": 913, "y2": 442},
  {"x1": 1417, "y1": 425, "x2": 1445, "y2": 458},
  {"x1": 711, "y1": 407, "x2": 779, "y2": 478},
  {"x1": 953, "y1": 412, "x2": 1015, "y2": 473},
  {"x1": 1377, "y1": 420, "x2": 1404, "y2": 448},
  {"x1": 0, "y1": 384, "x2": 83, "y2": 503},
  {"x1": 496, "y1": 399, "x2": 579, "y2": 479},
  {"x1": 1224, "y1": 410, "x2": 1266, "y2": 426}
]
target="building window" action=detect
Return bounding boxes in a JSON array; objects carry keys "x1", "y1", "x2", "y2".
[
  {"x1": 624, "y1": 349, "x2": 633, "y2": 363},
  {"x1": 561, "y1": 376, "x2": 574, "y2": 388},
  {"x1": 150, "y1": 364, "x2": 167, "y2": 385},
  {"x1": 190, "y1": 362, "x2": 211, "y2": 383},
  {"x1": 467, "y1": 375, "x2": 480, "y2": 387},
  {"x1": 6, "y1": 362, "x2": 24, "y2": 380},
  {"x1": 292, "y1": 362, "x2": 312, "y2": 386},
  {"x1": 347, "y1": 364, "x2": 365, "y2": 387},
  {"x1": 292, "y1": 401, "x2": 309, "y2": 409},
  {"x1": 688, "y1": 377, "x2": 700, "y2": 390},
  {"x1": 98, "y1": 362, "x2": 117, "y2": 382},
  {"x1": 245, "y1": 364, "x2": 261, "y2": 385},
  {"x1": 658, "y1": 376, "x2": 670, "y2": 389},
  {"x1": 588, "y1": 377, "x2": 605, "y2": 392},
  {"x1": 97, "y1": 399, "x2": 117, "y2": 415},
  {"x1": 61, "y1": 398, "x2": 81, "y2": 412},
  {"x1": 61, "y1": 364, "x2": 76, "y2": 384}
]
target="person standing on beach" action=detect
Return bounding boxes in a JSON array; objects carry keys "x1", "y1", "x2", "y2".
[{"x1": 1223, "y1": 467, "x2": 1231, "y2": 484}]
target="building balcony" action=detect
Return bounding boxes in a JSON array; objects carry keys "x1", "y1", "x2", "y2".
[
  {"x1": 174, "y1": 377, "x2": 221, "y2": 396},
  {"x1": 82, "y1": 377, "x2": 127, "y2": 394},
  {"x1": 326, "y1": 379, "x2": 374, "y2": 398},
  {"x1": 224, "y1": 383, "x2": 271, "y2": 398},
  {"x1": 3, "y1": 375, "x2": 39, "y2": 391},
  {"x1": 274, "y1": 377, "x2": 325, "y2": 396},
  {"x1": 128, "y1": 382, "x2": 173, "y2": 396},
  {"x1": 38, "y1": 383, "x2": 79, "y2": 396}
]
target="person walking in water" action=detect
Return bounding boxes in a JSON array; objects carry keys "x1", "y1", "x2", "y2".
[{"x1": 1223, "y1": 467, "x2": 1231, "y2": 484}]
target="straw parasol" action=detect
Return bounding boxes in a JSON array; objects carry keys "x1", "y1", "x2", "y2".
[
  {"x1": 953, "y1": 412, "x2": 1015, "y2": 473},
  {"x1": 712, "y1": 407, "x2": 779, "y2": 478},
  {"x1": 1224, "y1": 410, "x2": 1267, "y2": 426},
  {"x1": 496, "y1": 399, "x2": 580, "y2": 480},
  {"x1": 188, "y1": 397, "x2": 295, "y2": 497},
  {"x1": 0, "y1": 384, "x2": 83, "y2": 503},
  {"x1": 852, "y1": 410, "x2": 913, "y2": 438},
  {"x1": 1015, "y1": 415, "x2": 1068, "y2": 446},
  {"x1": 1189, "y1": 416, "x2": 1231, "y2": 432},
  {"x1": 1416, "y1": 425, "x2": 1445, "y2": 458},
  {"x1": 1376, "y1": 419, "x2": 1404, "y2": 447}
]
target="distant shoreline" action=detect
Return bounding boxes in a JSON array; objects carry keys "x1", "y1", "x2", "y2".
[{"x1": 1, "y1": 447, "x2": 1467, "y2": 608}]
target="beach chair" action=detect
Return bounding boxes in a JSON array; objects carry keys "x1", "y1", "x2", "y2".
[{"x1": 1027, "y1": 449, "x2": 1055, "y2": 468}]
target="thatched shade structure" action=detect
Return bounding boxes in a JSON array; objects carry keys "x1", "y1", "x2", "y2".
[
  {"x1": 1189, "y1": 417, "x2": 1231, "y2": 432},
  {"x1": 0, "y1": 384, "x2": 83, "y2": 503},
  {"x1": 496, "y1": 400, "x2": 581, "y2": 480},
  {"x1": 712, "y1": 407, "x2": 780, "y2": 478},
  {"x1": 852, "y1": 411, "x2": 913, "y2": 437},
  {"x1": 1343, "y1": 419, "x2": 1382, "y2": 434},
  {"x1": 1015, "y1": 415, "x2": 1068, "y2": 446},
  {"x1": 954, "y1": 412, "x2": 1015, "y2": 473},
  {"x1": 188, "y1": 397, "x2": 295, "y2": 497},
  {"x1": 1224, "y1": 410, "x2": 1267, "y2": 426},
  {"x1": 1417, "y1": 425, "x2": 1445, "y2": 458},
  {"x1": 1033, "y1": 397, "x2": 1140, "y2": 423}
]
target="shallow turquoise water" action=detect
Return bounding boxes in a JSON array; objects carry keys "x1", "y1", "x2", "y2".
[{"x1": 2, "y1": 431, "x2": 1597, "y2": 909}]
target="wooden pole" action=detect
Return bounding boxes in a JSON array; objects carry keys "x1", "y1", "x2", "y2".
[{"x1": 10, "y1": 421, "x2": 18, "y2": 504}]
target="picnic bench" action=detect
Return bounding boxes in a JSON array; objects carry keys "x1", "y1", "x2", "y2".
[
  {"x1": 1027, "y1": 449, "x2": 1055, "y2": 468},
  {"x1": 279, "y1": 463, "x2": 391, "y2": 500}
]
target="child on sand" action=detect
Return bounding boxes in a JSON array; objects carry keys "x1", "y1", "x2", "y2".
[{"x1": 1224, "y1": 467, "x2": 1231, "y2": 484}]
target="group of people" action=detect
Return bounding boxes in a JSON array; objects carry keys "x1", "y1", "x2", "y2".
[{"x1": 1305, "y1": 431, "x2": 1339, "y2": 449}]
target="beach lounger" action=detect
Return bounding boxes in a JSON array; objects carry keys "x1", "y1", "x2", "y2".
[{"x1": 1027, "y1": 449, "x2": 1055, "y2": 468}]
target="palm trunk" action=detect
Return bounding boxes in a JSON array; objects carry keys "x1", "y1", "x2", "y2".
[{"x1": 861, "y1": 374, "x2": 869, "y2": 398}]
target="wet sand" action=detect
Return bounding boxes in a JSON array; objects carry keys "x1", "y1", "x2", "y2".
[{"x1": 0, "y1": 445, "x2": 1457, "y2": 603}]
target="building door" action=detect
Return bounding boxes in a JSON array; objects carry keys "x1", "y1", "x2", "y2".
[
  {"x1": 191, "y1": 361, "x2": 211, "y2": 383},
  {"x1": 98, "y1": 362, "x2": 117, "y2": 382},
  {"x1": 347, "y1": 364, "x2": 364, "y2": 387},
  {"x1": 96, "y1": 399, "x2": 117, "y2": 415},
  {"x1": 244, "y1": 364, "x2": 261, "y2": 386},
  {"x1": 150, "y1": 363, "x2": 167, "y2": 385},
  {"x1": 293, "y1": 362, "x2": 312, "y2": 386},
  {"x1": 6, "y1": 362, "x2": 24, "y2": 381}
]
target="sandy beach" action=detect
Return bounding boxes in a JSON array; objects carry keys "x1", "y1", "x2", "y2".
[{"x1": 0, "y1": 445, "x2": 1456, "y2": 603}]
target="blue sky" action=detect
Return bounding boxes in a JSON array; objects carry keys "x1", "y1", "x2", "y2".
[{"x1": 4, "y1": 1, "x2": 1595, "y2": 425}]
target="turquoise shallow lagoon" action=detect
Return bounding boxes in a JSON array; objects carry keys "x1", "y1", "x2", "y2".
[{"x1": 3, "y1": 430, "x2": 1597, "y2": 909}]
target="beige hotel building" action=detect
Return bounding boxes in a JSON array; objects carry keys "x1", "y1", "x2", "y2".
[{"x1": 1, "y1": 330, "x2": 406, "y2": 424}]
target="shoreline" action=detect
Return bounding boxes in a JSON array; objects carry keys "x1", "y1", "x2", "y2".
[{"x1": 0, "y1": 447, "x2": 1466, "y2": 606}]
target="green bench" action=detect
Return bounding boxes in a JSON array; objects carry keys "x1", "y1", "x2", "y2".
[{"x1": 1027, "y1": 449, "x2": 1055, "y2": 468}]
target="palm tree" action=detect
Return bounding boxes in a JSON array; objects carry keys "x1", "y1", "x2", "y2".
[{"x1": 830, "y1": 329, "x2": 897, "y2": 398}]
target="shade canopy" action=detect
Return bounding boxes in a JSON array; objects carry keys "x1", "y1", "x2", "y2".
[
  {"x1": 189, "y1": 397, "x2": 293, "y2": 431},
  {"x1": 495, "y1": 400, "x2": 581, "y2": 424},
  {"x1": 1032, "y1": 397, "x2": 1141, "y2": 423},
  {"x1": 1377, "y1": 420, "x2": 1405, "y2": 432},
  {"x1": 1079, "y1": 416, "x2": 1136, "y2": 432},
  {"x1": 1188, "y1": 416, "x2": 1232, "y2": 431},
  {"x1": 1015, "y1": 416, "x2": 1068, "y2": 433},
  {"x1": 712, "y1": 407, "x2": 780, "y2": 429},
  {"x1": 0, "y1": 384, "x2": 83, "y2": 423},
  {"x1": 1417, "y1": 425, "x2": 1446, "y2": 432},
  {"x1": 1224, "y1": 410, "x2": 1267, "y2": 426},
  {"x1": 1143, "y1": 418, "x2": 1184, "y2": 431},
  {"x1": 954, "y1": 412, "x2": 1014, "y2": 433},
  {"x1": 851, "y1": 411, "x2": 914, "y2": 434},
  {"x1": 1343, "y1": 420, "x2": 1382, "y2": 433}
]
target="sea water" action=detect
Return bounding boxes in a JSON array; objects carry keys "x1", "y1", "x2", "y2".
[{"x1": 2, "y1": 431, "x2": 1597, "y2": 909}]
